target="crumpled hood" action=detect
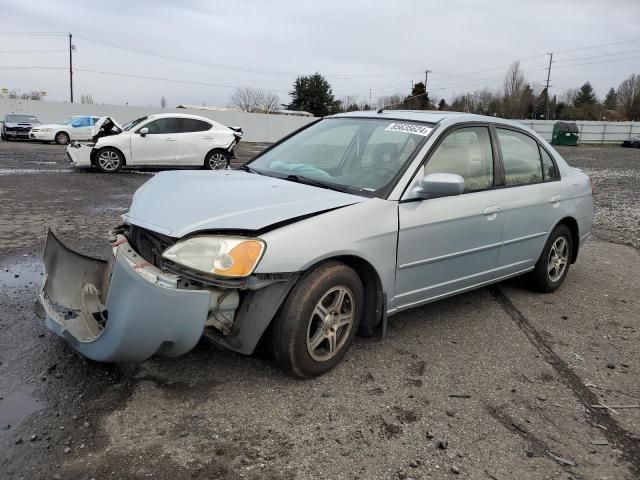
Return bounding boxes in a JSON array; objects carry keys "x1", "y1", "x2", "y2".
[{"x1": 123, "y1": 170, "x2": 367, "y2": 237}]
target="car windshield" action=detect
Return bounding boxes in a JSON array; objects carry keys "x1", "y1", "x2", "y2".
[
  {"x1": 122, "y1": 116, "x2": 149, "y2": 131},
  {"x1": 247, "y1": 118, "x2": 433, "y2": 196},
  {"x1": 6, "y1": 114, "x2": 39, "y2": 123}
]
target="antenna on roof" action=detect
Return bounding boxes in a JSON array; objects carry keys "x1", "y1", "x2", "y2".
[{"x1": 377, "y1": 91, "x2": 431, "y2": 114}]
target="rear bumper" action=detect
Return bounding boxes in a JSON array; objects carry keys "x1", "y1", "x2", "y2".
[{"x1": 38, "y1": 230, "x2": 212, "y2": 362}]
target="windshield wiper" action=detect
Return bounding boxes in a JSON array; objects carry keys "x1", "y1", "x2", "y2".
[
  {"x1": 238, "y1": 165, "x2": 264, "y2": 175},
  {"x1": 283, "y1": 174, "x2": 332, "y2": 190}
]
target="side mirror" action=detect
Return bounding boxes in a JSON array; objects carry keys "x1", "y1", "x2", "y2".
[
  {"x1": 413, "y1": 173, "x2": 465, "y2": 199},
  {"x1": 139, "y1": 127, "x2": 149, "y2": 137}
]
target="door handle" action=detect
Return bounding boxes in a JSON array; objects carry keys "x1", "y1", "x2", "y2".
[
  {"x1": 550, "y1": 195, "x2": 562, "y2": 204},
  {"x1": 483, "y1": 206, "x2": 501, "y2": 216},
  {"x1": 164, "y1": 138, "x2": 175, "y2": 142}
]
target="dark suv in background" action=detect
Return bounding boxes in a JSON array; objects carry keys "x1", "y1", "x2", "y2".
[{"x1": 1, "y1": 113, "x2": 41, "y2": 140}]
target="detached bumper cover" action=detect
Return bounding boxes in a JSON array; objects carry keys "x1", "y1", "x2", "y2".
[
  {"x1": 39, "y1": 231, "x2": 211, "y2": 362},
  {"x1": 66, "y1": 144, "x2": 93, "y2": 167}
]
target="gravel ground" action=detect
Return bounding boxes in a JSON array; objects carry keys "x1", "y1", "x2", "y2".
[
  {"x1": 0, "y1": 140, "x2": 639, "y2": 480},
  {"x1": 557, "y1": 145, "x2": 640, "y2": 249}
]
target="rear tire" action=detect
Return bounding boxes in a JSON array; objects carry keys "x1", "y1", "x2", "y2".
[
  {"x1": 204, "y1": 149, "x2": 230, "y2": 170},
  {"x1": 55, "y1": 131, "x2": 70, "y2": 145},
  {"x1": 94, "y1": 147, "x2": 123, "y2": 173},
  {"x1": 271, "y1": 261, "x2": 363, "y2": 378},
  {"x1": 527, "y1": 224, "x2": 573, "y2": 293}
]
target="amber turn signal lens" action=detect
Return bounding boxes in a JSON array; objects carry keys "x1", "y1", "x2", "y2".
[{"x1": 213, "y1": 240, "x2": 265, "y2": 277}]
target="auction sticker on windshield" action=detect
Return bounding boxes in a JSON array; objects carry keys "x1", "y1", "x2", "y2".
[{"x1": 384, "y1": 122, "x2": 432, "y2": 136}]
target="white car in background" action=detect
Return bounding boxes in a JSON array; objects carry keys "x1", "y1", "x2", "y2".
[
  {"x1": 67, "y1": 113, "x2": 243, "y2": 173},
  {"x1": 30, "y1": 115, "x2": 101, "y2": 145}
]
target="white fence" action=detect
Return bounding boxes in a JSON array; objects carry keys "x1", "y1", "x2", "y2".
[
  {"x1": 2, "y1": 98, "x2": 639, "y2": 145},
  {"x1": 517, "y1": 120, "x2": 640, "y2": 145},
  {"x1": 0, "y1": 98, "x2": 315, "y2": 143}
]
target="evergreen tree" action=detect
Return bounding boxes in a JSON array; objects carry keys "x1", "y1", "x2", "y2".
[
  {"x1": 288, "y1": 72, "x2": 339, "y2": 117},
  {"x1": 573, "y1": 82, "x2": 597, "y2": 106},
  {"x1": 603, "y1": 88, "x2": 617, "y2": 110},
  {"x1": 438, "y1": 98, "x2": 448, "y2": 110}
]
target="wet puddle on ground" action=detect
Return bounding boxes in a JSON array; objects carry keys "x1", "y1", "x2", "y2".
[
  {"x1": 0, "y1": 168, "x2": 73, "y2": 175},
  {"x1": 92, "y1": 205, "x2": 129, "y2": 215},
  {"x1": 0, "y1": 386, "x2": 45, "y2": 431},
  {"x1": 0, "y1": 257, "x2": 43, "y2": 294}
]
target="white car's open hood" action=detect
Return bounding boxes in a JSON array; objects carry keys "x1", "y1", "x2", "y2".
[{"x1": 123, "y1": 170, "x2": 367, "y2": 238}]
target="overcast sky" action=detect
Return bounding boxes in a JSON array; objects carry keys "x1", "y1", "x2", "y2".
[{"x1": 1, "y1": 0, "x2": 639, "y2": 108}]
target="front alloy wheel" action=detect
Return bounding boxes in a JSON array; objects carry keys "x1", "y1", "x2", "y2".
[
  {"x1": 306, "y1": 286, "x2": 355, "y2": 362},
  {"x1": 55, "y1": 131, "x2": 70, "y2": 145},
  {"x1": 95, "y1": 148, "x2": 123, "y2": 173},
  {"x1": 271, "y1": 261, "x2": 363, "y2": 378}
]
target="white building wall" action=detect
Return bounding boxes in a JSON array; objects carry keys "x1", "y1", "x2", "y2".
[
  {"x1": 0, "y1": 98, "x2": 315, "y2": 143},
  {"x1": 2, "y1": 98, "x2": 639, "y2": 144}
]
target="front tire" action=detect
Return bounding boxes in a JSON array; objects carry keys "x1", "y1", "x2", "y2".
[
  {"x1": 94, "y1": 147, "x2": 123, "y2": 173},
  {"x1": 527, "y1": 224, "x2": 573, "y2": 293},
  {"x1": 55, "y1": 131, "x2": 70, "y2": 145},
  {"x1": 204, "y1": 149, "x2": 230, "y2": 170},
  {"x1": 271, "y1": 261, "x2": 363, "y2": 378}
]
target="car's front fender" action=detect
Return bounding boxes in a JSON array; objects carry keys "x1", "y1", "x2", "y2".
[{"x1": 256, "y1": 198, "x2": 399, "y2": 309}]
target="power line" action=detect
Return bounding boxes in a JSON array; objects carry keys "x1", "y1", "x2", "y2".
[
  {"x1": 555, "y1": 48, "x2": 640, "y2": 63},
  {"x1": 0, "y1": 49, "x2": 66, "y2": 53},
  {"x1": 0, "y1": 66, "x2": 67, "y2": 70},
  {"x1": 75, "y1": 68, "x2": 291, "y2": 93},
  {"x1": 0, "y1": 32, "x2": 68, "y2": 36},
  {"x1": 553, "y1": 54, "x2": 640, "y2": 69},
  {"x1": 75, "y1": 34, "x2": 421, "y2": 80},
  {"x1": 553, "y1": 37, "x2": 640, "y2": 54}
]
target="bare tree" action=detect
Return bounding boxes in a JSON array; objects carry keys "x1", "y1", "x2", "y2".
[
  {"x1": 617, "y1": 73, "x2": 640, "y2": 121},
  {"x1": 230, "y1": 87, "x2": 263, "y2": 112},
  {"x1": 502, "y1": 61, "x2": 526, "y2": 118},
  {"x1": 260, "y1": 91, "x2": 280, "y2": 113},
  {"x1": 80, "y1": 94, "x2": 94, "y2": 104},
  {"x1": 160, "y1": 96, "x2": 167, "y2": 108}
]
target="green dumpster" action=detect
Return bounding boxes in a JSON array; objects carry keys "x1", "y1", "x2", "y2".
[{"x1": 552, "y1": 121, "x2": 579, "y2": 146}]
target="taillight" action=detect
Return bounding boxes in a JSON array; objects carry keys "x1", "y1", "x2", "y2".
[{"x1": 590, "y1": 177, "x2": 596, "y2": 196}]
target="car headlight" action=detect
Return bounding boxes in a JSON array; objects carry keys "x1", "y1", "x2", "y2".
[
  {"x1": 162, "y1": 236, "x2": 265, "y2": 278},
  {"x1": 40, "y1": 128, "x2": 53, "y2": 132}
]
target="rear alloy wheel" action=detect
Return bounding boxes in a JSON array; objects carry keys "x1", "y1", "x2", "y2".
[
  {"x1": 95, "y1": 148, "x2": 123, "y2": 173},
  {"x1": 55, "y1": 131, "x2": 70, "y2": 145},
  {"x1": 205, "y1": 149, "x2": 230, "y2": 170},
  {"x1": 271, "y1": 261, "x2": 363, "y2": 378},
  {"x1": 527, "y1": 224, "x2": 573, "y2": 293}
]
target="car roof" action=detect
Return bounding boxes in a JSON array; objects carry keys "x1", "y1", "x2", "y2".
[
  {"x1": 145, "y1": 113, "x2": 215, "y2": 122},
  {"x1": 329, "y1": 109, "x2": 529, "y2": 129}
]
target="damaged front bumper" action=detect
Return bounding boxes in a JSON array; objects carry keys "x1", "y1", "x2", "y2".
[
  {"x1": 37, "y1": 230, "x2": 297, "y2": 363},
  {"x1": 66, "y1": 143, "x2": 93, "y2": 167}
]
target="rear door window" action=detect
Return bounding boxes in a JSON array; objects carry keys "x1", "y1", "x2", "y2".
[
  {"x1": 496, "y1": 128, "x2": 543, "y2": 186},
  {"x1": 177, "y1": 118, "x2": 211, "y2": 133},
  {"x1": 540, "y1": 147, "x2": 559, "y2": 181}
]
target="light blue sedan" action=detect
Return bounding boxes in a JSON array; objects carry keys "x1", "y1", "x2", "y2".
[{"x1": 39, "y1": 110, "x2": 594, "y2": 377}]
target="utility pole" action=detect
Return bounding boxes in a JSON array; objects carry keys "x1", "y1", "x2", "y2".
[
  {"x1": 68, "y1": 33, "x2": 74, "y2": 103},
  {"x1": 544, "y1": 53, "x2": 553, "y2": 119},
  {"x1": 369, "y1": 88, "x2": 372, "y2": 108},
  {"x1": 424, "y1": 70, "x2": 430, "y2": 90}
]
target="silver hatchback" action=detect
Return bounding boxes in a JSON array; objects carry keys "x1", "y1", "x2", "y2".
[{"x1": 38, "y1": 111, "x2": 593, "y2": 377}]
